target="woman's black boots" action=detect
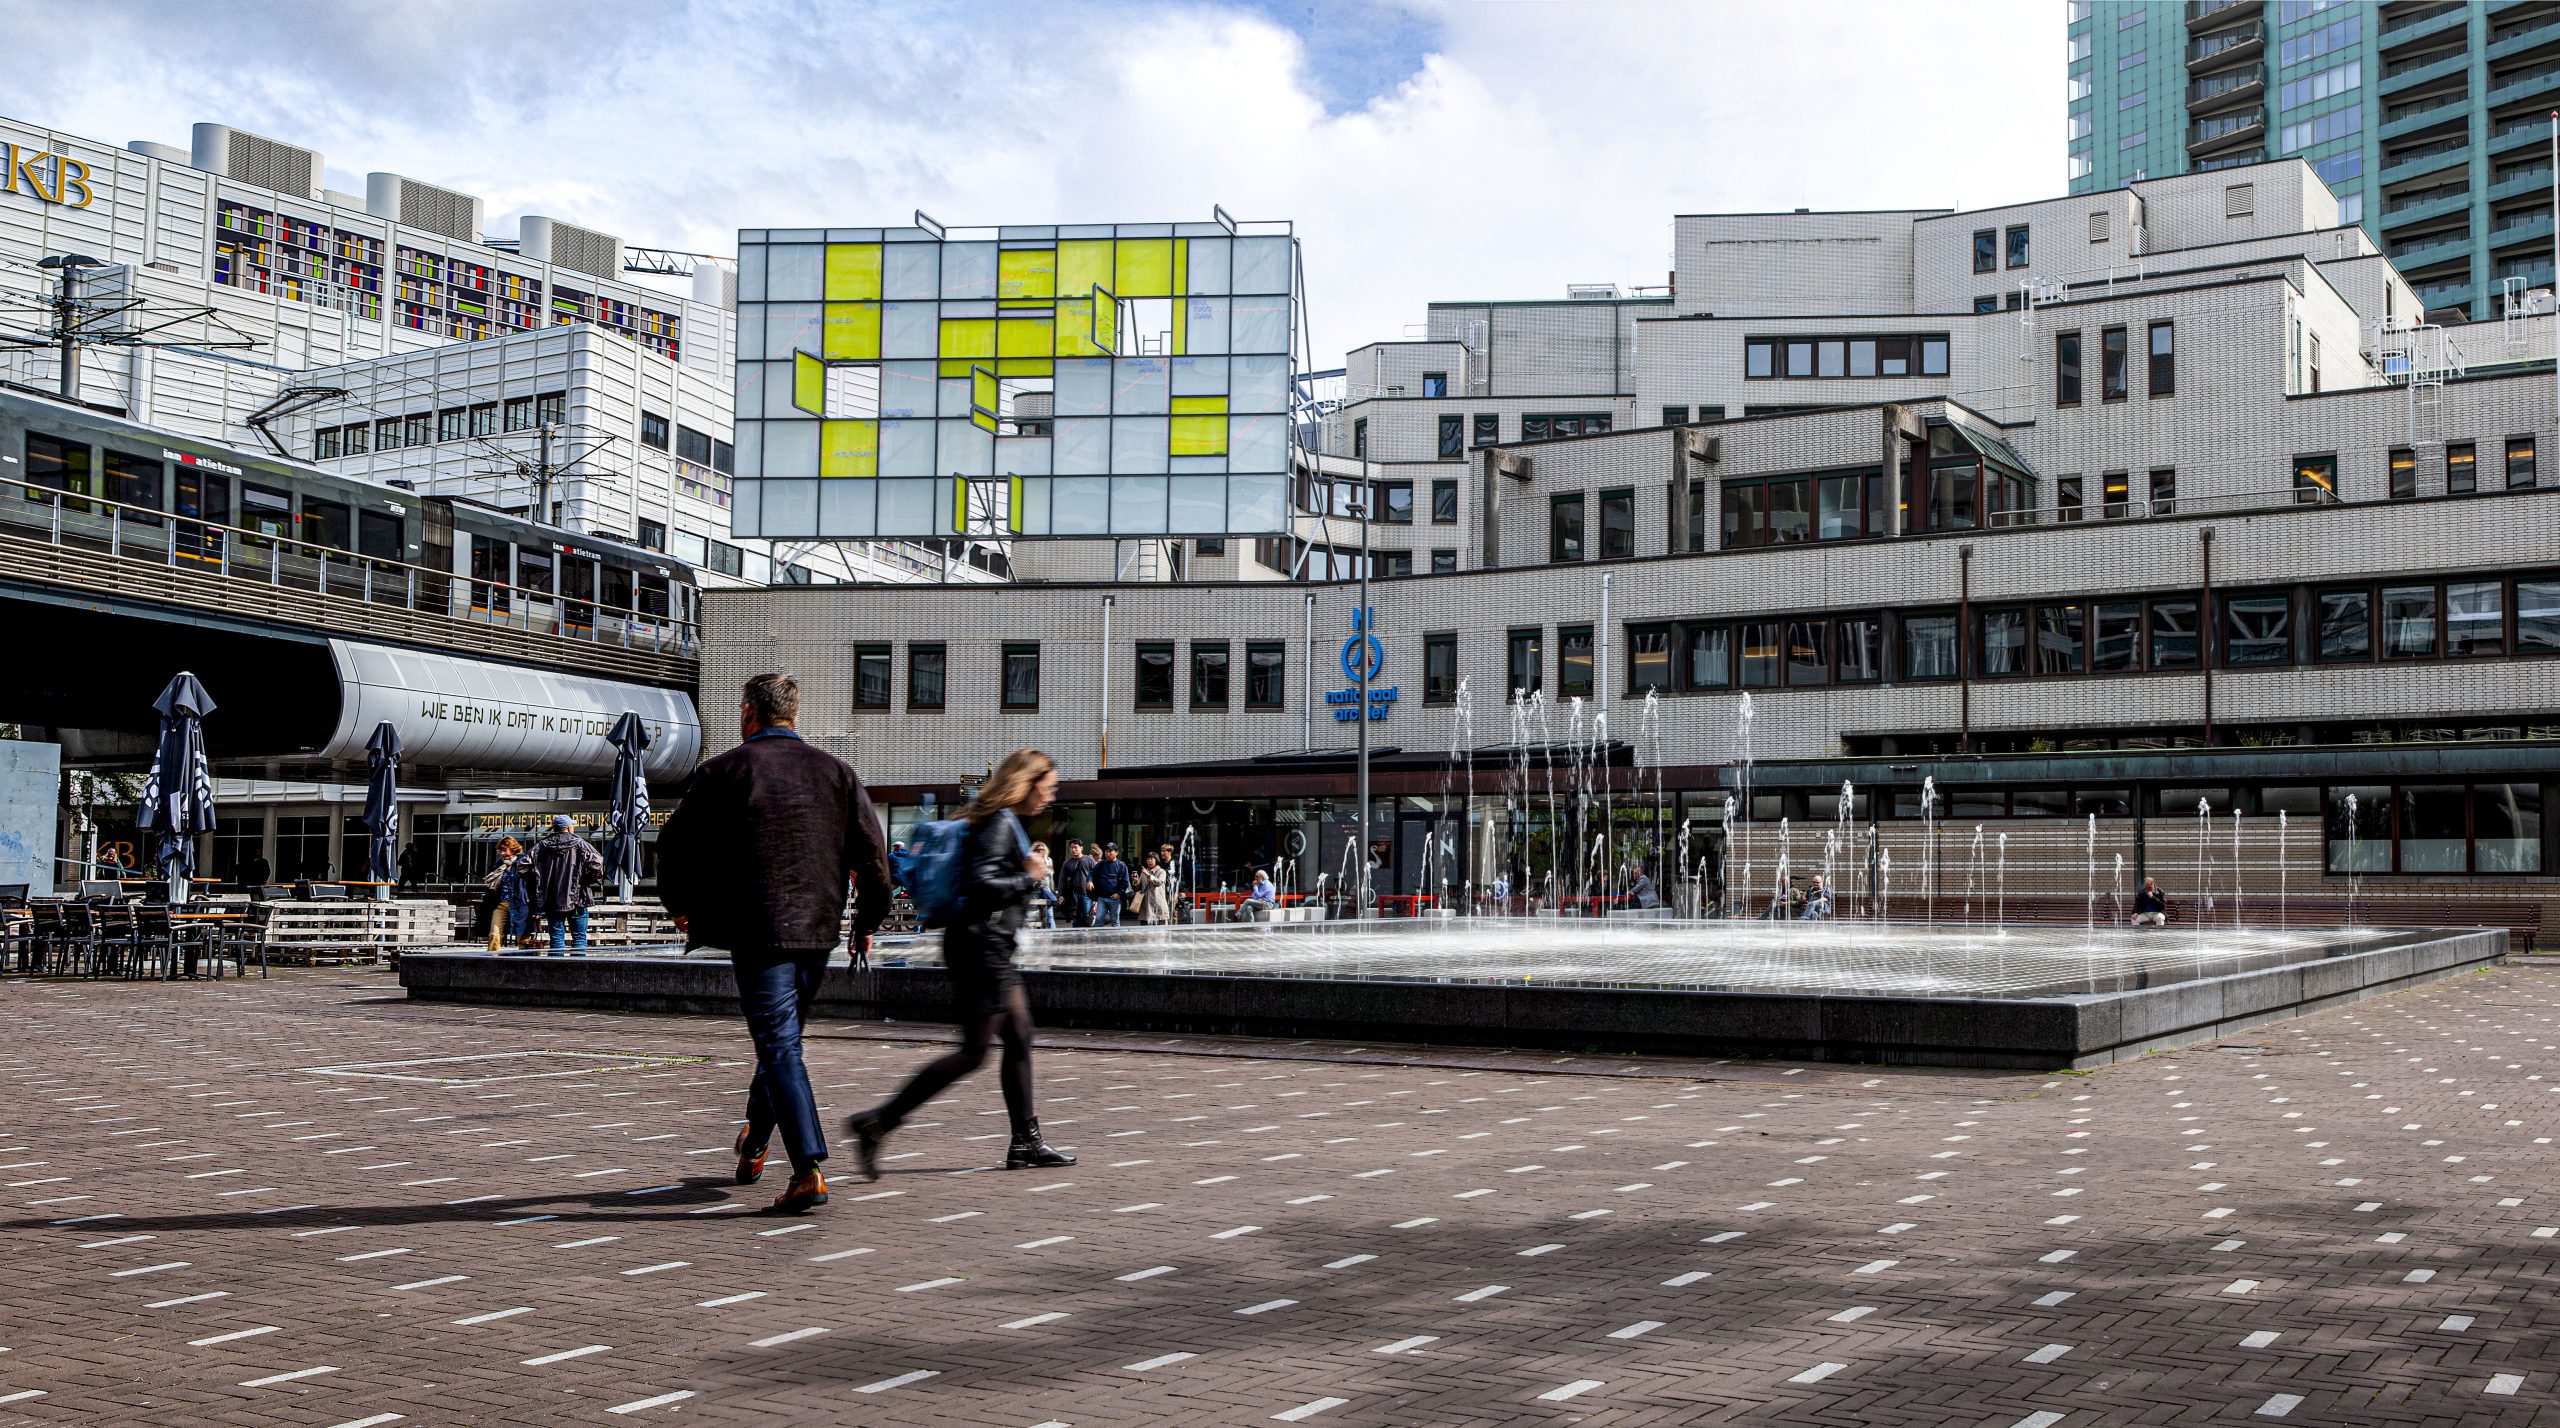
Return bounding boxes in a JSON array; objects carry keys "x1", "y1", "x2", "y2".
[{"x1": 1006, "y1": 1118, "x2": 1076, "y2": 1169}]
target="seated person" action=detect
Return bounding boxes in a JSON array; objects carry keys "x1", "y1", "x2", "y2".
[{"x1": 1240, "y1": 869, "x2": 1279, "y2": 920}]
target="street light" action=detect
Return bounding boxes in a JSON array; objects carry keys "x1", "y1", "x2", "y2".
[{"x1": 1346, "y1": 461, "x2": 1374, "y2": 920}]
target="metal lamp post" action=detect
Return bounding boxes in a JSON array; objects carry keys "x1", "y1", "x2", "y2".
[{"x1": 1353, "y1": 463, "x2": 1373, "y2": 920}]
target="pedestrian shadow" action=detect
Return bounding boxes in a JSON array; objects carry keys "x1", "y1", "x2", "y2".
[{"x1": 6, "y1": 1177, "x2": 762, "y2": 1235}]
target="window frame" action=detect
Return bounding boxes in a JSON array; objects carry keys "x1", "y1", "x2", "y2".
[
  {"x1": 2446, "y1": 441, "x2": 2476, "y2": 495},
  {"x1": 2055, "y1": 330, "x2": 2081, "y2": 406},
  {"x1": 1557, "y1": 624, "x2": 1595, "y2": 696},
  {"x1": 1973, "y1": 228, "x2": 1998, "y2": 274},
  {"x1": 1437, "y1": 413, "x2": 1463, "y2": 460},
  {"x1": 2295, "y1": 453, "x2": 2339, "y2": 505},
  {"x1": 1548, "y1": 491, "x2": 1585, "y2": 563},
  {"x1": 1134, "y1": 641, "x2": 1176, "y2": 709},
  {"x1": 2146, "y1": 320, "x2": 2174, "y2": 396},
  {"x1": 2506, "y1": 435, "x2": 2537, "y2": 489},
  {"x1": 1431, "y1": 478, "x2": 1459, "y2": 524},
  {"x1": 1598, "y1": 486, "x2": 1636, "y2": 560},
  {"x1": 1423, "y1": 631, "x2": 1459, "y2": 705},
  {"x1": 1245, "y1": 640, "x2": 1287, "y2": 709},
  {"x1": 2100, "y1": 325, "x2": 2128, "y2": 401},
  {"x1": 1507, "y1": 627, "x2": 1544, "y2": 696},
  {"x1": 2388, "y1": 447, "x2": 2416, "y2": 501},
  {"x1": 1001, "y1": 642, "x2": 1041, "y2": 709},
  {"x1": 852, "y1": 643, "x2": 893, "y2": 709},
  {"x1": 1190, "y1": 641, "x2": 1231, "y2": 710},
  {"x1": 907, "y1": 642, "x2": 946, "y2": 710},
  {"x1": 2005, "y1": 224, "x2": 2031, "y2": 269}
]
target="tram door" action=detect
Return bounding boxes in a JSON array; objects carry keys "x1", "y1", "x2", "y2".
[{"x1": 173, "y1": 468, "x2": 230, "y2": 564}]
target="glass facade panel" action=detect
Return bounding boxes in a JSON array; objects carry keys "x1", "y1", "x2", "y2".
[
  {"x1": 2316, "y1": 588, "x2": 2370, "y2": 661},
  {"x1": 2399, "y1": 785, "x2": 2466, "y2": 873},
  {"x1": 2380, "y1": 586, "x2": 2436, "y2": 659},
  {"x1": 2476, "y1": 784, "x2": 2542, "y2": 874},
  {"x1": 2446, "y1": 581, "x2": 2503, "y2": 656},
  {"x1": 1903, "y1": 614, "x2": 1957, "y2": 679},
  {"x1": 1686, "y1": 625, "x2": 1730, "y2": 689}
]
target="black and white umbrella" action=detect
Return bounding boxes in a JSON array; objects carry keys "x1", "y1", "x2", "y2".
[
  {"x1": 361, "y1": 722, "x2": 402, "y2": 890},
  {"x1": 602, "y1": 712, "x2": 652, "y2": 900},
  {"x1": 135, "y1": 671, "x2": 217, "y2": 895}
]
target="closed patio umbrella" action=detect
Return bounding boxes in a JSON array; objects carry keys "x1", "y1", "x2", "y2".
[
  {"x1": 602, "y1": 712, "x2": 651, "y2": 902},
  {"x1": 361, "y1": 722, "x2": 402, "y2": 900},
  {"x1": 135, "y1": 671, "x2": 217, "y2": 902}
]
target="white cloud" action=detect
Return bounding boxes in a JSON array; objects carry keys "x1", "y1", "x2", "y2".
[{"x1": 3, "y1": 0, "x2": 2057, "y2": 356}]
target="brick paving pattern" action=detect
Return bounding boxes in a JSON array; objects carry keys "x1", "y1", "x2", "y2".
[{"x1": 3, "y1": 962, "x2": 2558, "y2": 1425}]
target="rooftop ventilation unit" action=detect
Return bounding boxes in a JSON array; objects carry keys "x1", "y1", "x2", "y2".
[
  {"x1": 190, "y1": 123, "x2": 322, "y2": 199},
  {"x1": 366, "y1": 172, "x2": 486, "y2": 243},
  {"x1": 692, "y1": 262, "x2": 736, "y2": 310},
  {"x1": 1565, "y1": 283, "x2": 1622, "y2": 300},
  {"x1": 521, "y1": 216, "x2": 623, "y2": 281}
]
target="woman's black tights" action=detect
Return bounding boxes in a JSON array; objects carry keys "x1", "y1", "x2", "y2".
[{"x1": 877, "y1": 985, "x2": 1036, "y2": 1136}]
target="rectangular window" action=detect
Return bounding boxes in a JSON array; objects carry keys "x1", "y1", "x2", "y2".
[
  {"x1": 2149, "y1": 599, "x2": 2200, "y2": 669},
  {"x1": 1817, "y1": 340, "x2": 1846, "y2": 378},
  {"x1": 2477, "y1": 783, "x2": 2543, "y2": 873},
  {"x1": 1685, "y1": 623, "x2": 1731, "y2": 689},
  {"x1": 1352, "y1": 417, "x2": 1367, "y2": 459},
  {"x1": 2057, "y1": 474, "x2": 2084, "y2": 522},
  {"x1": 376, "y1": 418, "x2": 404, "y2": 452},
  {"x1": 1508, "y1": 627, "x2": 1543, "y2": 696},
  {"x1": 357, "y1": 508, "x2": 401, "y2": 560},
  {"x1": 535, "y1": 392, "x2": 566, "y2": 426},
  {"x1": 1663, "y1": 405, "x2": 1689, "y2": 426},
  {"x1": 1739, "y1": 621, "x2": 1780, "y2": 687},
  {"x1": 1549, "y1": 492, "x2": 1584, "y2": 562},
  {"x1": 2035, "y1": 604, "x2": 2085, "y2": 674},
  {"x1": 2102, "y1": 471, "x2": 2129, "y2": 519},
  {"x1": 1134, "y1": 642, "x2": 1175, "y2": 707},
  {"x1": 2296, "y1": 454, "x2": 2339, "y2": 504},
  {"x1": 1558, "y1": 626, "x2": 1594, "y2": 696},
  {"x1": 2092, "y1": 601, "x2": 2143, "y2": 672},
  {"x1": 2400, "y1": 785, "x2": 2466, "y2": 873},
  {"x1": 1979, "y1": 608, "x2": 2028, "y2": 677},
  {"x1": 1380, "y1": 551, "x2": 1412, "y2": 578},
  {"x1": 2317, "y1": 587, "x2": 2372, "y2": 661},
  {"x1": 1421, "y1": 371, "x2": 1447, "y2": 398},
  {"x1": 1745, "y1": 340, "x2": 1774, "y2": 379},
  {"x1": 2447, "y1": 581, "x2": 2503, "y2": 657},
  {"x1": 1814, "y1": 473, "x2": 1866, "y2": 541},
  {"x1": 2149, "y1": 467, "x2": 2176, "y2": 516},
  {"x1": 2147, "y1": 321, "x2": 2173, "y2": 396},
  {"x1": 637, "y1": 518, "x2": 666, "y2": 551},
  {"x1": 2222, "y1": 592, "x2": 2294, "y2": 666},
  {"x1": 1903, "y1": 613, "x2": 1958, "y2": 679},
  {"x1": 1002, "y1": 643, "x2": 1040, "y2": 708},
  {"x1": 314, "y1": 427, "x2": 341, "y2": 460},
  {"x1": 1431, "y1": 548, "x2": 1457, "y2": 574},
  {"x1": 1191, "y1": 642, "x2": 1230, "y2": 708},
  {"x1": 1432, "y1": 478, "x2": 1458, "y2": 524},
  {"x1": 1975, "y1": 295, "x2": 1999, "y2": 315},
  {"x1": 640, "y1": 412, "x2": 670, "y2": 450},
  {"x1": 1473, "y1": 413, "x2": 1498, "y2": 445},
  {"x1": 1627, "y1": 626, "x2": 1673, "y2": 694},
  {"x1": 1688, "y1": 477, "x2": 1708, "y2": 553},
  {"x1": 403, "y1": 414, "x2": 430, "y2": 447},
  {"x1": 2519, "y1": 578, "x2": 2560, "y2": 653},
  {"x1": 1599, "y1": 487, "x2": 1635, "y2": 559},
  {"x1": 2507, "y1": 436, "x2": 2537, "y2": 488},
  {"x1": 1836, "y1": 616, "x2": 1884, "y2": 682},
  {"x1": 1424, "y1": 632, "x2": 1459, "y2": 704},
  {"x1": 504, "y1": 396, "x2": 534, "y2": 431},
  {"x1": 469, "y1": 402, "x2": 499, "y2": 437},
  {"x1": 2327, "y1": 785, "x2": 2391, "y2": 873},
  {"x1": 437, "y1": 407, "x2": 465, "y2": 443},
  {"x1": 2055, "y1": 331, "x2": 2081, "y2": 405},
  {"x1": 1246, "y1": 641, "x2": 1286, "y2": 708},
  {"x1": 2446, "y1": 442, "x2": 2476, "y2": 495},
  {"x1": 1972, "y1": 229, "x2": 1997, "y2": 274},
  {"x1": 1438, "y1": 414, "x2": 1463, "y2": 459},
  {"x1": 2100, "y1": 326, "x2": 2127, "y2": 400},
  {"x1": 1785, "y1": 341, "x2": 1813, "y2": 378},
  {"x1": 853, "y1": 644, "x2": 892, "y2": 708},
  {"x1": 908, "y1": 643, "x2": 946, "y2": 709},
  {"x1": 1921, "y1": 338, "x2": 1949, "y2": 376},
  {"x1": 1785, "y1": 618, "x2": 1830, "y2": 686},
  {"x1": 1377, "y1": 481, "x2": 1413, "y2": 524},
  {"x1": 2006, "y1": 225, "x2": 2030, "y2": 269},
  {"x1": 2389, "y1": 447, "x2": 2415, "y2": 501},
  {"x1": 341, "y1": 423, "x2": 368, "y2": 455}
]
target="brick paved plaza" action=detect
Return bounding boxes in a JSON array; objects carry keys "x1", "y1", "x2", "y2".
[{"x1": 4, "y1": 964, "x2": 2557, "y2": 1426}]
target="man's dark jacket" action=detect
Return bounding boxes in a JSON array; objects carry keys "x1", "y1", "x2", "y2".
[
  {"x1": 657, "y1": 730, "x2": 891, "y2": 955},
  {"x1": 1089, "y1": 855, "x2": 1131, "y2": 899},
  {"x1": 529, "y1": 831, "x2": 604, "y2": 914}
]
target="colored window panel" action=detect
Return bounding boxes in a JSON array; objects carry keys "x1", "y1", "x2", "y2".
[
  {"x1": 998, "y1": 248, "x2": 1056, "y2": 300},
  {"x1": 824, "y1": 243, "x2": 882, "y2": 300},
  {"x1": 1170, "y1": 415, "x2": 1228, "y2": 456},
  {"x1": 1057, "y1": 240, "x2": 1113, "y2": 298},
  {"x1": 938, "y1": 316, "x2": 995, "y2": 359},
  {"x1": 996, "y1": 359, "x2": 1054, "y2": 377},
  {"x1": 823, "y1": 301, "x2": 881, "y2": 360},
  {"x1": 971, "y1": 368, "x2": 999, "y2": 433},
  {"x1": 1092, "y1": 289, "x2": 1118, "y2": 353},
  {"x1": 1169, "y1": 395, "x2": 1228, "y2": 415},
  {"x1": 821, "y1": 419, "x2": 878, "y2": 477},
  {"x1": 1115, "y1": 238, "x2": 1173, "y2": 297},
  {"x1": 997, "y1": 312, "x2": 1055, "y2": 358},
  {"x1": 793, "y1": 350, "x2": 825, "y2": 414}
]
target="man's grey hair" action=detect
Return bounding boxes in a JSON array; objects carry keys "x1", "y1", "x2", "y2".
[{"x1": 743, "y1": 672, "x2": 800, "y2": 725}]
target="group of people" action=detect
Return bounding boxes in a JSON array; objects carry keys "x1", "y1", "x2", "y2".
[
  {"x1": 654, "y1": 673, "x2": 1070, "y2": 1215},
  {"x1": 1031, "y1": 838, "x2": 1181, "y2": 927},
  {"x1": 479, "y1": 816, "x2": 609, "y2": 952}
]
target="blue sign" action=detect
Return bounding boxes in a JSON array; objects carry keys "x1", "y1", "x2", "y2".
[{"x1": 1327, "y1": 607, "x2": 1396, "y2": 722}]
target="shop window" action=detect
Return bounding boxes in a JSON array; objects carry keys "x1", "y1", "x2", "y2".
[
  {"x1": 1508, "y1": 627, "x2": 1543, "y2": 695},
  {"x1": 2075, "y1": 789, "x2": 2132, "y2": 817},
  {"x1": 853, "y1": 644, "x2": 891, "y2": 707},
  {"x1": 2326, "y1": 786, "x2": 2391, "y2": 872},
  {"x1": 1424, "y1": 632, "x2": 1459, "y2": 704},
  {"x1": 2399, "y1": 785, "x2": 2467, "y2": 873},
  {"x1": 1002, "y1": 643, "x2": 1040, "y2": 708},
  {"x1": 2221, "y1": 592, "x2": 2294, "y2": 666},
  {"x1": 1686, "y1": 623, "x2": 1732, "y2": 689},
  {"x1": 1599, "y1": 487, "x2": 1635, "y2": 559},
  {"x1": 2315, "y1": 587, "x2": 2371, "y2": 661},
  {"x1": 1558, "y1": 625, "x2": 1594, "y2": 695},
  {"x1": 1192, "y1": 642, "x2": 1230, "y2": 708},
  {"x1": 909, "y1": 643, "x2": 946, "y2": 709},
  {"x1": 2477, "y1": 783, "x2": 2543, "y2": 873},
  {"x1": 1246, "y1": 641, "x2": 1287, "y2": 708},
  {"x1": 1134, "y1": 642, "x2": 1175, "y2": 708}
]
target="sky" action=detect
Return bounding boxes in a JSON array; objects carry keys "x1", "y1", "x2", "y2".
[{"x1": 7, "y1": 0, "x2": 2057, "y2": 360}]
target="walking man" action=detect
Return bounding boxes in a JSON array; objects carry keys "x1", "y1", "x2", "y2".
[
  {"x1": 658, "y1": 673, "x2": 893, "y2": 1214},
  {"x1": 1088, "y1": 841, "x2": 1130, "y2": 927},
  {"x1": 529, "y1": 815, "x2": 604, "y2": 952},
  {"x1": 1059, "y1": 839, "x2": 1092, "y2": 928}
]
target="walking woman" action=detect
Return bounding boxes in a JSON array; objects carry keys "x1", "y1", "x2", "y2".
[
  {"x1": 1133, "y1": 852, "x2": 1170, "y2": 926},
  {"x1": 482, "y1": 837, "x2": 530, "y2": 952},
  {"x1": 848, "y1": 749, "x2": 1075, "y2": 1175}
]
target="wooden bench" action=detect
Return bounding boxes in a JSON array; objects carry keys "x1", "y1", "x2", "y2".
[{"x1": 249, "y1": 899, "x2": 454, "y2": 966}]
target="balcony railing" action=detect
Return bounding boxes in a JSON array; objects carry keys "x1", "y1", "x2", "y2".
[
  {"x1": 2186, "y1": 0, "x2": 2254, "y2": 27},
  {"x1": 2189, "y1": 21, "x2": 2263, "y2": 65}
]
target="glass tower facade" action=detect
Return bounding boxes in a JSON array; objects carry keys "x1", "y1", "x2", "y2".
[
  {"x1": 730, "y1": 219, "x2": 1303, "y2": 540},
  {"x1": 2070, "y1": 0, "x2": 2560, "y2": 320}
]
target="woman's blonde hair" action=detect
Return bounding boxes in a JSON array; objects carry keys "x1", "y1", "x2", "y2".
[
  {"x1": 496, "y1": 836, "x2": 523, "y2": 858},
  {"x1": 965, "y1": 748, "x2": 1054, "y2": 819}
]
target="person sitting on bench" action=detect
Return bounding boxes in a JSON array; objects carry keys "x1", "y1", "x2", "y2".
[
  {"x1": 2131, "y1": 876, "x2": 2170, "y2": 927},
  {"x1": 1239, "y1": 869, "x2": 1279, "y2": 921}
]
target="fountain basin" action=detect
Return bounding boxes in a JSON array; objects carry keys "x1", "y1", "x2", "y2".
[{"x1": 397, "y1": 920, "x2": 2504, "y2": 1069}]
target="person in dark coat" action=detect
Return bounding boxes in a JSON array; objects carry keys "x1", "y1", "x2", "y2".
[
  {"x1": 1087, "y1": 841, "x2": 1130, "y2": 926},
  {"x1": 1058, "y1": 839, "x2": 1091, "y2": 928},
  {"x1": 657, "y1": 673, "x2": 892, "y2": 1215},
  {"x1": 849, "y1": 747, "x2": 1074, "y2": 1177},
  {"x1": 528, "y1": 815, "x2": 605, "y2": 952}
]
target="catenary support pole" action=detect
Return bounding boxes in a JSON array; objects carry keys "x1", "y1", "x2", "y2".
[{"x1": 1356, "y1": 463, "x2": 1373, "y2": 919}]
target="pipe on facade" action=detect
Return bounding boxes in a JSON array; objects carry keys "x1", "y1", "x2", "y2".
[
  {"x1": 1099, "y1": 593, "x2": 1114, "y2": 769},
  {"x1": 2199, "y1": 527, "x2": 2215, "y2": 747},
  {"x1": 1303, "y1": 591, "x2": 1316, "y2": 752},
  {"x1": 1598, "y1": 570, "x2": 1613, "y2": 725},
  {"x1": 1957, "y1": 544, "x2": 1974, "y2": 754}
]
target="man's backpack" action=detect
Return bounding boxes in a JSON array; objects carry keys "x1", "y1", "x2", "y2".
[{"x1": 906, "y1": 812, "x2": 1026, "y2": 929}]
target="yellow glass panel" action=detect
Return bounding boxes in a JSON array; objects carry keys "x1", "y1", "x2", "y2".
[
  {"x1": 996, "y1": 358, "x2": 1054, "y2": 377},
  {"x1": 1169, "y1": 414, "x2": 1227, "y2": 457},
  {"x1": 1057, "y1": 239, "x2": 1113, "y2": 298},
  {"x1": 822, "y1": 301, "x2": 880, "y2": 360},
  {"x1": 971, "y1": 367, "x2": 999, "y2": 432},
  {"x1": 998, "y1": 248, "x2": 1055, "y2": 300},
  {"x1": 1169, "y1": 242, "x2": 1189, "y2": 353},
  {"x1": 1170, "y1": 395, "x2": 1228, "y2": 415},
  {"x1": 1055, "y1": 298, "x2": 1102, "y2": 357},
  {"x1": 997, "y1": 313, "x2": 1054, "y2": 358},
  {"x1": 824, "y1": 243, "x2": 882, "y2": 300},
  {"x1": 1011, "y1": 476, "x2": 1024, "y2": 532},
  {"x1": 1115, "y1": 238, "x2": 1173, "y2": 297},
  {"x1": 792, "y1": 350, "x2": 824, "y2": 415},
  {"x1": 938, "y1": 316, "x2": 995, "y2": 359},
  {"x1": 1092, "y1": 288, "x2": 1118, "y2": 353},
  {"x1": 821, "y1": 418, "x2": 877, "y2": 477}
]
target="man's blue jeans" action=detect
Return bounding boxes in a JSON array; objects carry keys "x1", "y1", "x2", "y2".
[
  {"x1": 1091, "y1": 896, "x2": 1122, "y2": 927},
  {"x1": 546, "y1": 908, "x2": 589, "y2": 950},
  {"x1": 732, "y1": 951, "x2": 829, "y2": 1173}
]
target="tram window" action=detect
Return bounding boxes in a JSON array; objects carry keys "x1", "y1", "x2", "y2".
[
  {"x1": 240, "y1": 483, "x2": 293, "y2": 543},
  {"x1": 174, "y1": 470, "x2": 228, "y2": 526},
  {"x1": 300, "y1": 498, "x2": 352, "y2": 550},
  {"x1": 562, "y1": 558, "x2": 597, "y2": 605},
  {"x1": 358, "y1": 509, "x2": 402, "y2": 561},
  {"x1": 103, "y1": 451, "x2": 163, "y2": 521},
  {"x1": 23, "y1": 433, "x2": 95, "y2": 510},
  {"x1": 635, "y1": 571, "x2": 671, "y2": 617},
  {"x1": 517, "y1": 545, "x2": 555, "y2": 594},
  {"x1": 469, "y1": 538, "x2": 510, "y2": 613},
  {"x1": 602, "y1": 563, "x2": 634, "y2": 612}
]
